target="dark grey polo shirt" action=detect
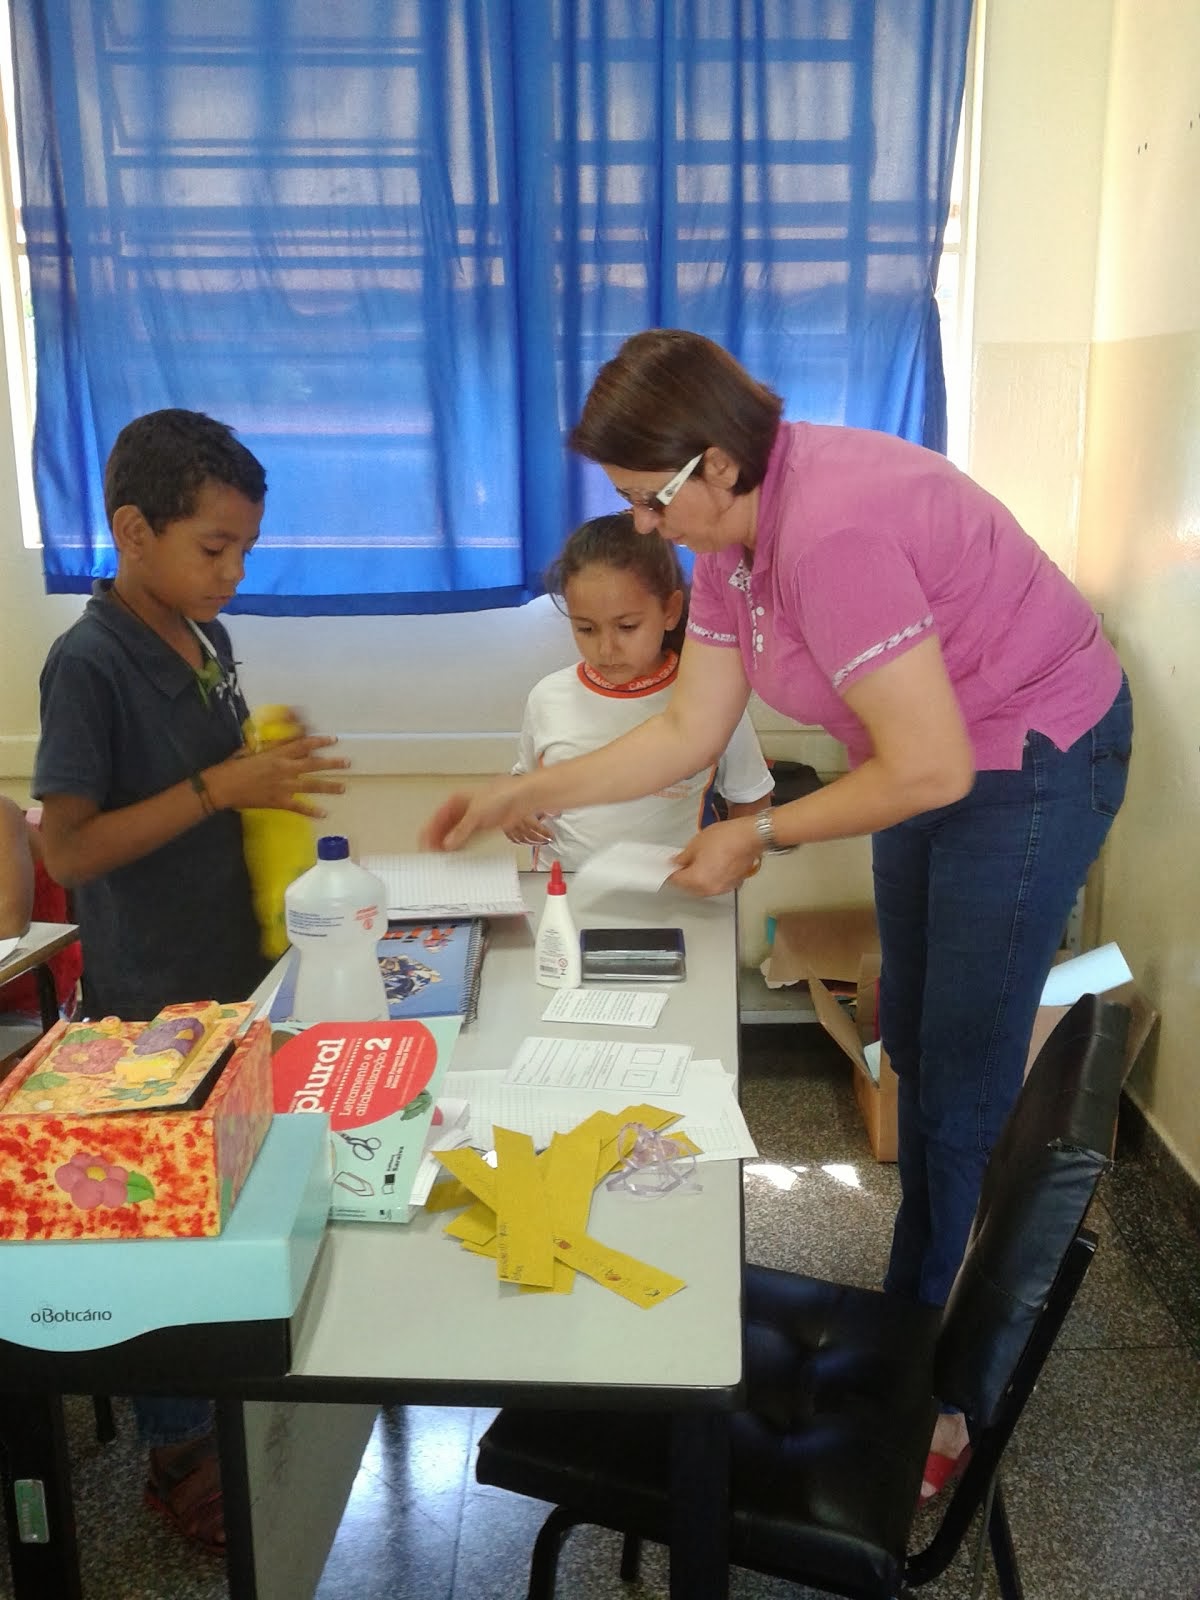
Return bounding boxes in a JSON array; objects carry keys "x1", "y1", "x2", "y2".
[{"x1": 33, "y1": 582, "x2": 270, "y2": 1019}]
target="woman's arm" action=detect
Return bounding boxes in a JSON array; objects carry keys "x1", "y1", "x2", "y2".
[
  {"x1": 0, "y1": 796, "x2": 35, "y2": 937},
  {"x1": 422, "y1": 640, "x2": 752, "y2": 850},
  {"x1": 671, "y1": 636, "x2": 974, "y2": 893}
]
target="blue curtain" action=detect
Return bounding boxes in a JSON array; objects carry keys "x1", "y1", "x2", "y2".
[{"x1": 12, "y1": 1, "x2": 971, "y2": 616}]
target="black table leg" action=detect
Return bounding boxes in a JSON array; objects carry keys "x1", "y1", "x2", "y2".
[
  {"x1": 34, "y1": 964, "x2": 59, "y2": 1035},
  {"x1": 669, "y1": 1411, "x2": 730, "y2": 1600},
  {"x1": 215, "y1": 1397, "x2": 258, "y2": 1600},
  {"x1": 0, "y1": 1391, "x2": 82, "y2": 1600}
]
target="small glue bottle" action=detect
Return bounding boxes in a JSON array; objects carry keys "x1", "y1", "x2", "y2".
[{"x1": 535, "y1": 860, "x2": 581, "y2": 988}]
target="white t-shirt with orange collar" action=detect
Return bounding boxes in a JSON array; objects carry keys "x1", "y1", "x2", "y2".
[{"x1": 512, "y1": 652, "x2": 774, "y2": 871}]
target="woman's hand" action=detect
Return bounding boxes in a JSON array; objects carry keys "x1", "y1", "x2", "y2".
[
  {"x1": 668, "y1": 817, "x2": 763, "y2": 897},
  {"x1": 503, "y1": 813, "x2": 556, "y2": 848},
  {"x1": 205, "y1": 735, "x2": 349, "y2": 817},
  {"x1": 421, "y1": 776, "x2": 542, "y2": 851}
]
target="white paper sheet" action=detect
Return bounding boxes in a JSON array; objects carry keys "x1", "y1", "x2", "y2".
[
  {"x1": 1040, "y1": 942, "x2": 1133, "y2": 1007},
  {"x1": 0, "y1": 936, "x2": 22, "y2": 963},
  {"x1": 443, "y1": 1059, "x2": 757, "y2": 1163},
  {"x1": 505, "y1": 1035, "x2": 692, "y2": 1095},
  {"x1": 540, "y1": 988, "x2": 669, "y2": 1028},
  {"x1": 572, "y1": 840, "x2": 681, "y2": 899},
  {"x1": 361, "y1": 853, "x2": 526, "y2": 918}
]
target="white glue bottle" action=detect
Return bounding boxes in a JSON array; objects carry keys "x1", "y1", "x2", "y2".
[
  {"x1": 535, "y1": 860, "x2": 581, "y2": 988},
  {"x1": 284, "y1": 835, "x2": 389, "y2": 1026}
]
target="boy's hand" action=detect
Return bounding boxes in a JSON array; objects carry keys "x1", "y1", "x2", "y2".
[
  {"x1": 205, "y1": 735, "x2": 349, "y2": 818},
  {"x1": 503, "y1": 813, "x2": 555, "y2": 847}
]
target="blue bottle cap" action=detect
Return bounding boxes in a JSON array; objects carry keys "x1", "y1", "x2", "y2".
[{"x1": 317, "y1": 835, "x2": 350, "y2": 860}]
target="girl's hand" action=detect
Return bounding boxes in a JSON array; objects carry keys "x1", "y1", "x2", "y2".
[
  {"x1": 421, "y1": 777, "x2": 538, "y2": 851},
  {"x1": 668, "y1": 818, "x2": 763, "y2": 897},
  {"x1": 205, "y1": 736, "x2": 349, "y2": 818},
  {"x1": 503, "y1": 813, "x2": 556, "y2": 847}
]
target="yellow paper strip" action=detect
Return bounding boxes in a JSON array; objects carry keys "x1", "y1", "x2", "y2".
[
  {"x1": 435, "y1": 1146, "x2": 498, "y2": 1211},
  {"x1": 445, "y1": 1199, "x2": 497, "y2": 1247},
  {"x1": 424, "y1": 1176, "x2": 475, "y2": 1213},
  {"x1": 523, "y1": 1129, "x2": 603, "y2": 1295},
  {"x1": 494, "y1": 1127, "x2": 556, "y2": 1289},
  {"x1": 551, "y1": 1229, "x2": 686, "y2": 1308}
]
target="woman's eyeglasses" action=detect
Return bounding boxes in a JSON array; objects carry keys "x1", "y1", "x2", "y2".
[{"x1": 615, "y1": 452, "x2": 704, "y2": 511}]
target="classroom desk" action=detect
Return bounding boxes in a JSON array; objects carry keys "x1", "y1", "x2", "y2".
[
  {"x1": 0, "y1": 920, "x2": 77, "y2": 1036},
  {"x1": 0, "y1": 880, "x2": 744, "y2": 1600}
]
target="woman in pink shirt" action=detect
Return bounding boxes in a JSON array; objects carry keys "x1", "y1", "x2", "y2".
[{"x1": 423, "y1": 329, "x2": 1132, "y2": 1494}]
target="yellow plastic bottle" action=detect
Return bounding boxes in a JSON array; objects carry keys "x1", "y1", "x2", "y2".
[{"x1": 240, "y1": 705, "x2": 317, "y2": 959}]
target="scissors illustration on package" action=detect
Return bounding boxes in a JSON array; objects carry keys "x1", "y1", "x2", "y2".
[{"x1": 338, "y1": 1131, "x2": 382, "y2": 1161}]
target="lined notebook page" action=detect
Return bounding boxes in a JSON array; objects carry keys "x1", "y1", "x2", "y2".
[{"x1": 362, "y1": 854, "x2": 526, "y2": 918}]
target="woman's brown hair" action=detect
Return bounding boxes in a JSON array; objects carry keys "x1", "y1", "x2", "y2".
[
  {"x1": 568, "y1": 328, "x2": 784, "y2": 494},
  {"x1": 545, "y1": 513, "x2": 688, "y2": 656}
]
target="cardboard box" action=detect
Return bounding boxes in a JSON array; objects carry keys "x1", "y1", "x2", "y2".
[
  {"x1": 761, "y1": 908, "x2": 1159, "y2": 1165},
  {"x1": 761, "y1": 907, "x2": 897, "y2": 1161},
  {"x1": 0, "y1": 1017, "x2": 274, "y2": 1240}
]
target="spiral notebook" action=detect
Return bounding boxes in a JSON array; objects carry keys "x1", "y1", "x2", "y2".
[
  {"x1": 269, "y1": 920, "x2": 487, "y2": 1031},
  {"x1": 360, "y1": 853, "x2": 525, "y2": 918},
  {"x1": 376, "y1": 919, "x2": 487, "y2": 1024}
]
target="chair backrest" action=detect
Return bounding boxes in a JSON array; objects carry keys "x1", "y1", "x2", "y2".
[{"x1": 935, "y1": 992, "x2": 1129, "y2": 1426}]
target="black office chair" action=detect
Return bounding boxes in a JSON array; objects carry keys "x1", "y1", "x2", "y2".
[{"x1": 475, "y1": 992, "x2": 1130, "y2": 1600}]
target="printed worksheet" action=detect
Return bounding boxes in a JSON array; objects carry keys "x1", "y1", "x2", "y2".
[
  {"x1": 540, "y1": 988, "x2": 669, "y2": 1028},
  {"x1": 443, "y1": 1060, "x2": 757, "y2": 1163},
  {"x1": 505, "y1": 1035, "x2": 692, "y2": 1095}
]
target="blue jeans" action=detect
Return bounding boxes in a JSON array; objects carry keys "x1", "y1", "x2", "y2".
[
  {"x1": 131, "y1": 1395, "x2": 214, "y2": 1448},
  {"x1": 875, "y1": 677, "x2": 1132, "y2": 1308}
]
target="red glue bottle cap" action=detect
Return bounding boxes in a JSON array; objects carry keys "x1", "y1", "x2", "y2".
[{"x1": 547, "y1": 860, "x2": 567, "y2": 895}]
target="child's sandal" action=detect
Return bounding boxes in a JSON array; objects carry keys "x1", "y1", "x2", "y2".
[{"x1": 144, "y1": 1432, "x2": 226, "y2": 1553}]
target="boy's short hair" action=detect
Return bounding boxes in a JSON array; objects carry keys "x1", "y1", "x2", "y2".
[{"x1": 103, "y1": 409, "x2": 267, "y2": 532}]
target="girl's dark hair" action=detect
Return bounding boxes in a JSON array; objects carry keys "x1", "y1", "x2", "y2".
[
  {"x1": 104, "y1": 409, "x2": 267, "y2": 532},
  {"x1": 568, "y1": 328, "x2": 784, "y2": 494},
  {"x1": 545, "y1": 513, "x2": 689, "y2": 655}
]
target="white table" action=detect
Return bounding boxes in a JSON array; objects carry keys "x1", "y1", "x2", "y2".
[
  {"x1": 288, "y1": 879, "x2": 743, "y2": 1401},
  {"x1": 0, "y1": 921, "x2": 77, "y2": 1041},
  {"x1": 1, "y1": 881, "x2": 745, "y2": 1600}
]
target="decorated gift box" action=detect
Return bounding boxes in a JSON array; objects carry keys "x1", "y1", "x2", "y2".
[{"x1": 0, "y1": 1004, "x2": 273, "y2": 1241}]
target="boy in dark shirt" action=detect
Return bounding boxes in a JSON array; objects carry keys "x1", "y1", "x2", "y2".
[{"x1": 33, "y1": 409, "x2": 346, "y2": 1550}]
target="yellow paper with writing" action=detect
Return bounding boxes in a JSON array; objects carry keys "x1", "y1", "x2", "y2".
[
  {"x1": 523, "y1": 1129, "x2": 603, "y2": 1295},
  {"x1": 493, "y1": 1127, "x2": 556, "y2": 1289},
  {"x1": 435, "y1": 1146, "x2": 498, "y2": 1211},
  {"x1": 549, "y1": 1229, "x2": 686, "y2": 1309}
]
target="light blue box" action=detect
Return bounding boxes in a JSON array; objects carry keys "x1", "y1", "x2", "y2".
[{"x1": 0, "y1": 1113, "x2": 330, "y2": 1352}]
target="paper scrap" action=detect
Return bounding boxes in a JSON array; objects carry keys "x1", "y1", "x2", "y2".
[
  {"x1": 506, "y1": 1035, "x2": 691, "y2": 1095},
  {"x1": 1040, "y1": 942, "x2": 1133, "y2": 1007},
  {"x1": 572, "y1": 840, "x2": 681, "y2": 899},
  {"x1": 540, "y1": 987, "x2": 668, "y2": 1028}
]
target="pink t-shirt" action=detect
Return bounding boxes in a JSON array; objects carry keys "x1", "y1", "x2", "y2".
[{"x1": 687, "y1": 422, "x2": 1121, "y2": 771}]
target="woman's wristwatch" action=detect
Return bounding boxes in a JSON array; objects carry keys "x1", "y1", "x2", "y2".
[{"x1": 753, "y1": 810, "x2": 797, "y2": 856}]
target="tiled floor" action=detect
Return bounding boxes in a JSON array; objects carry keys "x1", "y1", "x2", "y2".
[{"x1": 3, "y1": 1024, "x2": 1198, "y2": 1600}]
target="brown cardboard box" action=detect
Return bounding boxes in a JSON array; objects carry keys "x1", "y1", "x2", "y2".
[
  {"x1": 761, "y1": 908, "x2": 1159, "y2": 1165},
  {"x1": 761, "y1": 907, "x2": 897, "y2": 1162}
]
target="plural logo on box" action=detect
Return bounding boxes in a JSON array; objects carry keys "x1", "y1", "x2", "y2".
[{"x1": 30, "y1": 1305, "x2": 113, "y2": 1325}]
